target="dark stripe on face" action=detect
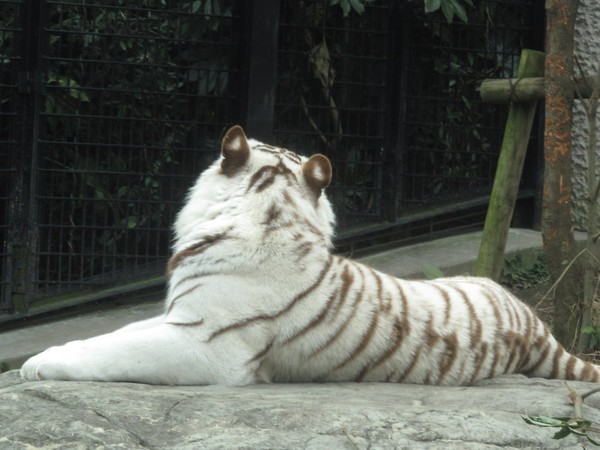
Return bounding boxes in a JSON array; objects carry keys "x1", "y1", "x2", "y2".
[{"x1": 246, "y1": 162, "x2": 297, "y2": 194}]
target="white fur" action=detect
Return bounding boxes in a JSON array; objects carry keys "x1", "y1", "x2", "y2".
[{"x1": 21, "y1": 131, "x2": 600, "y2": 386}]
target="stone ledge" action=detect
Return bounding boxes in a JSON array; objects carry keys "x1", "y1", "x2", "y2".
[{"x1": 1, "y1": 371, "x2": 598, "y2": 449}]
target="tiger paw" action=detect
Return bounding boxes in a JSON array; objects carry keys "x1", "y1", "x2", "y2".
[{"x1": 20, "y1": 342, "x2": 87, "y2": 381}]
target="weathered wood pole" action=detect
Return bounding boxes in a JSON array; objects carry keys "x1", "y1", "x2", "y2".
[
  {"x1": 475, "y1": 49, "x2": 545, "y2": 280},
  {"x1": 480, "y1": 76, "x2": 595, "y2": 104}
]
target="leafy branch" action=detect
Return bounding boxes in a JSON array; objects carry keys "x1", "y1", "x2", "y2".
[{"x1": 523, "y1": 384, "x2": 600, "y2": 446}]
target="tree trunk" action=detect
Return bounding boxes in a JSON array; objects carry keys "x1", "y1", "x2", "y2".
[{"x1": 543, "y1": 0, "x2": 581, "y2": 350}]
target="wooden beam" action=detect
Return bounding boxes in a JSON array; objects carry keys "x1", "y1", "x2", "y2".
[
  {"x1": 480, "y1": 75, "x2": 597, "y2": 104},
  {"x1": 475, "y1": 49, "x2": 545, "y2": 280}
]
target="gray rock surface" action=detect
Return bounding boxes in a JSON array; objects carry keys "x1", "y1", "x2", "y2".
[{"x1": 1, "y1": 370, "x2": 600, "y2": 449}]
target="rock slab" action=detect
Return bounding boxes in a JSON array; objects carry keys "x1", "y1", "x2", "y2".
[{"x1": 1, "y1": 371, "x2": 600, "y2": 449}]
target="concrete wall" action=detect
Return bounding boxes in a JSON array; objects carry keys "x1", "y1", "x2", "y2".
[{"x1": 572, "y1": 0, "x2": 600, "y2": 229}]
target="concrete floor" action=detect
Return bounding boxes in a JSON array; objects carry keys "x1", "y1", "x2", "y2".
[{"x1": 0, "y1": 228, "x2": 543, "y2": 371}]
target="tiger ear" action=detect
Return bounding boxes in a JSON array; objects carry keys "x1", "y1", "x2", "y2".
[
  {"x1": 221, "y1": 125, "x2": 250, "y2": 174},
  {"x1": 303, "y1": 154, "x2": 332, "y2": 197}
]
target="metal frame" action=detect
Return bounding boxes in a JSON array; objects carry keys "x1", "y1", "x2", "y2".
[{"x1": 0, "y1": 0, "x2": 543, "y2": 318}]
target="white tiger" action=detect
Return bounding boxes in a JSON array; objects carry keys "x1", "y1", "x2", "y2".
[{"x1": 21, "y1": 125, "x2": 600, "y2": 386}]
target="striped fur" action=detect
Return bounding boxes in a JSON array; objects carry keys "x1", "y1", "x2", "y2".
[{"x1": 21, "y1": 125, "x2": 600, "y2": 386}]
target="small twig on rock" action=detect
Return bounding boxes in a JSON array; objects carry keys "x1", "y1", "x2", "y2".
[
  {"x1": 567, "y1": 383, "x2": 600, "y2": 420},
  {"x1": 567, "y1": 382, "x2": 584, "y2": 419}
]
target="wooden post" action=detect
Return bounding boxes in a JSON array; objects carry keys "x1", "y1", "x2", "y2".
[
  {"x1": 475, "y1": 49, "x2": 545, "y2": 280},
  {"x1": 480, "y1": 76, "x2": 596, "y2": 104}
]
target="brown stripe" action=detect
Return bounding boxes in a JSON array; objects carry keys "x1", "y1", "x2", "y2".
[
  {"x1": 485, "y1": 291, "x2": 504, "y2": 330},
  {"x1": 549, "y1": 344, "x2": 565, "y2": 379},
  {"x1": 166, "y1": 283, "x2": 204, "y2": 314},
  {"x1": 523, "y1": 338, "x2": 551, "y2": 377},
  {"x1": 503, "y1": 296, "x2": 516, "y2": 330},
  {"x1": 489, "y1": 340, "x2": 502, "y2": 379},
  {"x1": 503, "y1": 331, "x2": 525, "y2": 374},
  {"x1": 166, "y1": 319, "x2": 204, "y2": 327},
  {"x1": 308, "y1": 272, "x2": 366, "y2": 358},
  {"x1": 581, "y1": 362, "x2": 600, "y2": 382},
  {"x1": 263, "y1": 203, "x2": 283, "y2": 226},
  {"x1": 208, "y1": 254, "x2": 334, "y2": 341},
  {"x1": 167, "y1": 233, "x2": 228, "y2": 275},
  {"x1": 334, "y1": 312, "x2": 380, "y2": 372},
  {"x1": 398, "y1": 346, "x2": 424, "y2": 382},
  {"x1": 565, "y1": 354, "x2": 578, "y2": 380},
  {"x1": 247, "y1": 166, "x2": 275, "y2": 192},
  {"x1": 355, "y1": 316, "x2": 406, "y2": 381},
  {"x1": 248, "y1": 162, "x2": 296, "y2": 194},
  {"x1": 425, "y1": 315, "x2": 440, "y2": 348},
  {"x1": 294, "y1": 241, "x2": 314, "y2": 262},
  {"x1": 456, "y1": 286, "x2": 482, "y2": 348},
  {"x1": 456, "y1": 358, "x2": 468, "y2": 385},
  {"x1": 437, "y1": 333, "x2": 459, "y2": 384},
  {"x1": 330, "y1": 264, "x2": 356, "y2": 320},
  {"x1": 369, "y1": 268, "x2": 386, "y2": 312},
  {"x1": 247, "y1": 339, "x2": 275, "y2": 365},
  {"x1": 169, "y1": 271, "x2": 220, "y2": 292},
  {"x1": 506, "y1": 296, "x2": 522, "y2": 331},
  {"x1": 431, "y1": 284, "x2": 452, "y2": 325},
  {"x1": 282, "y1": 274, "x2": 339, "y2": 346},
  {"x1": 469, "y1": 343, "x2": 488, "y2": 384},
  {"x1": 522, "y1": 305, "x2": 533, "y2": 343},
  {"x1": 394, "y1": 280, "x2": 411, "y2": 336}
]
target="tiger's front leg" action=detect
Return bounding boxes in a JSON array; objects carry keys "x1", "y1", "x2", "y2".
[{"x1": 20, "y1": 323, "x2": 263, "y2": 385}]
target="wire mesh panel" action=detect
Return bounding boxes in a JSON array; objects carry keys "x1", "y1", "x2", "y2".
[
  {"x1": 399, "y1": 0, "x2": 537, "y2": 210},
  {"x1": 0, "y1": 0, "x2": 543, "y2": 318},
  {"x1": 32, "y1": 0, "x2": 239, "y2": 300},
  {"x1": 274, "y1": 0, "x2": 391, "y2": 226},
  {"x1": 0, "y1": 0, "x2": 21, "y2": 311}
]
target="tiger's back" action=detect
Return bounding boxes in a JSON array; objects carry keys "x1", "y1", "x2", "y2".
[
  {"x1": 21, "y1": 125, "x2": 600, "y2": 386},
  {"x1": 166, "y1": 125, "x2": 600, "y2": 386}
]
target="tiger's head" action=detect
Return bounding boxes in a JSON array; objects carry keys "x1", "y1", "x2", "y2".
[{"x1": 174, "y1": 125, "x2": 336, "y2": 250}]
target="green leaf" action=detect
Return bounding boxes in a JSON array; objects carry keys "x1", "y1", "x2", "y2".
[
  {"x1": 348, "y1": 0, "x2": 365, "y2": 14},
  {"x1": 440, "y1": 0, "x2": 455, "y2": 23},
  {"x1": 552, "y1": 427, "x2": 572, "y2": 440},
  {"x1": 424, "y1": 0, "x2": 442, "y2": 13},
  {"x1": 586, "y1": 433, "x2": 600, "y2": 446},
  {"x1": 449, "y1": 0, "x2": 469, "y2": 23},
  {"x1": 522, "y1": 415, "x2": 571, "y2": 427},
  {"x1": 339, "y1": 0, "x2": 351, "y2": 16},
  {"x1": 422, "y1": 264, "x2": 445, "y2": 280}
]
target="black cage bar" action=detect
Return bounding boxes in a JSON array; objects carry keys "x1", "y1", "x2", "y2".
[{"x1": 0, "y1": 0, "x2": 543, "y2": 318}]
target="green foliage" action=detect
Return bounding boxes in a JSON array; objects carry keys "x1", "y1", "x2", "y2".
[
  {"x1": 422, "y1": 264, "x2": 445, "y2": 280},
  {"x1": 523, "y1": 415, "x2": 600, "y2": 446},
  {"x1": 582, "y1": 325, "x2": 600, "y2": 350},
  {"x1": 329, "y1": 0, "x2": 375, "y2": 17},
  {"x1": 424, "y1": 0, "x2": 474, "y2": 23},
  {"x1": 404, "y1": 1, "x2": 529, "y2": 204},
  {"x1": 12, "y1": 1, "x2": 236, "y2": 284},
  {"x1": 500, "y1": 253, "x2": 549, "y2": 289}
]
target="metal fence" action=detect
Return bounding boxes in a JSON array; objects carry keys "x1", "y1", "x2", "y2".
[{"x1": 0, "y1": 0, "x2": 543, "y2": 319}]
